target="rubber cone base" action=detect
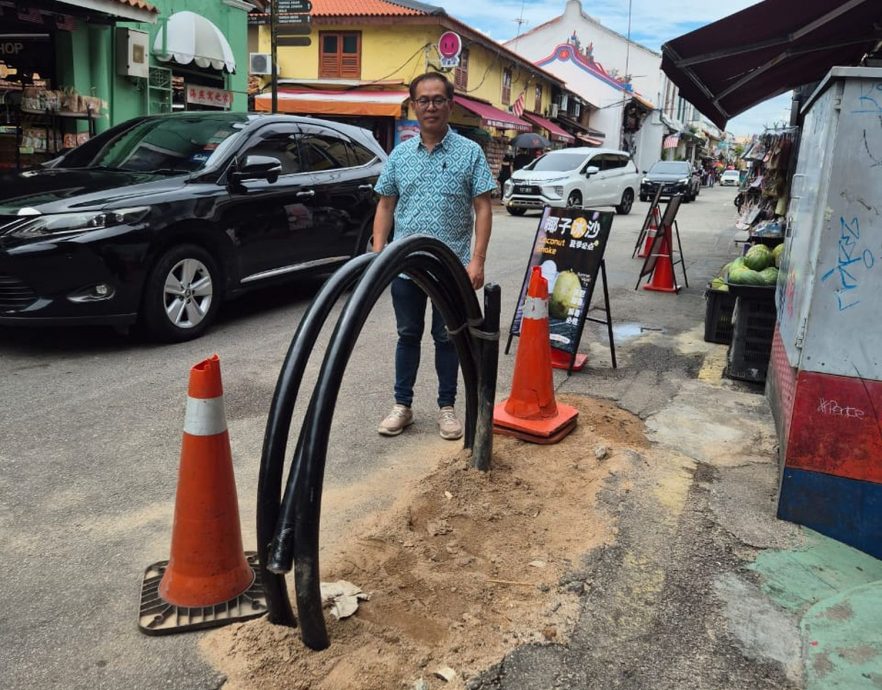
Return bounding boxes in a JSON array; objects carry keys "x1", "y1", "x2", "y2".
[
  {"x1": 643, "y1": 281, "x2": 680, "y2": 293},
  {"x1": 493, "y1": 417, "x2": 578, "y2": 444},
  {"x1": 492, "y1": 400, "x2": 578, "y2": 443},
  {"x1": 550, "y1": 349, "x2": 588, "y2": 371},
  {"x1": 138, "y1": 552, "x2": 267, "y2": 635}
]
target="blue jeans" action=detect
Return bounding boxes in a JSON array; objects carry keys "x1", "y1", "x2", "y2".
[{"x1": 391, "y1": 277, "x2": 458, "y2": 408}]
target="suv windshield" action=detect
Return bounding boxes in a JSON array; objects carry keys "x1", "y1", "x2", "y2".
[
  {"x1": 71, "y1": 114, "x2": 250, "y2": 173},
  {"x1": 649, "y1": 161, "x2": 690, "y2": 175},
  {"x1": 527, "y1": 152, "x2": 588, "y2": 172}
]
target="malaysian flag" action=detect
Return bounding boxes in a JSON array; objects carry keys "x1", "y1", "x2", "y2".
[
  {"x1": 512, "y1": 91, "x2": 526, "y2": 118},
  {"x1": 663, "y1": 134, "x2": 680, "y2": 149}
]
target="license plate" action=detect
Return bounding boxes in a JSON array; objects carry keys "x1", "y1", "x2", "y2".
[{"x1": 515, "y1": 185, "x2": 539, "y2": 194}]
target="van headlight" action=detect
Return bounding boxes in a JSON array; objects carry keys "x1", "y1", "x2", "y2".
[{"x1": 4, "y1": 207, "x2": 150, "y2": 239}]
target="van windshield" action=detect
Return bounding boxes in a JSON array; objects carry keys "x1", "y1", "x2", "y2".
[{"x1": 527, "y1": 153, "x2": 587, "y2": 172}]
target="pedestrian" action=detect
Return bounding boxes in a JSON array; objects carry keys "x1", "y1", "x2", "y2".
[
  {"x1": 497, "y1": 150, "x2": 513, "y2": 195},
  {"x1": 371, "y1": 72, "x2": 496, "y2": 440},
  {"x1": 513, "y1": 148, "x2": 533, "y2": 171}
]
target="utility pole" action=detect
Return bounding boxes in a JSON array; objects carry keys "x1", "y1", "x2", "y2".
[{"x1": 271, "y1": 0, "x2": 278, "y2": 113}]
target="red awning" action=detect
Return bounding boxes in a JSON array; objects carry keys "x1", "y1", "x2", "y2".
[
  {"x1": 453, "y1": 95, "x2": 531, "y2": 132},
  {"x1": 521, "y1": 112, "x2": 575, "y2": 143},
  {"x1": 661, "y1": 0, "x2": 882, "y2": 129},
  {"x1": 254, "y1": 89, "x2": 408, "y2": 117},
  {"x1": 576, "y1": 133, "x2": 604, "y2": 147}
]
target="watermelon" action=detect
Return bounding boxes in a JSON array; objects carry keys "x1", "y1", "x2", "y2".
[
  {"x1": 758, "y1": 267, "x2": 779, "y2": 285},
  {"x1": 772, "y1": 243, "x2": 784, "y2": 267},
  {"x1": 728, "y1": 265, "x2": 766, "y2": 285},
  {"x1": 744, "y1": 244, "x2": 772, "y2": 271},
  {"x1": 710, "y1": 277, "x2": 728, "y2": 291}
]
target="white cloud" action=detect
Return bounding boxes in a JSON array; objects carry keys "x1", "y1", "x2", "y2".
[{"x1": 442, "y1": 0, "x2": 793, "y2": 135}]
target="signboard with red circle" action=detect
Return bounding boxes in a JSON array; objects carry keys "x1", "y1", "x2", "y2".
[{"x1": 438, "y1": 31, "x2": 462, "y2": 59}]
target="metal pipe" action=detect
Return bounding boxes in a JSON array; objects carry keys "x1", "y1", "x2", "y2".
[{"x1": 472, "y1": 284, "x2": 500, "y2": 471}]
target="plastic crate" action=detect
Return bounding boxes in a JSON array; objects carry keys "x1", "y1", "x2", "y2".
[
  {"x1": 704, "y1": 287, "x2": 736, "y2": 344},
  {"x1": 724, "y1": 296, "x2": 777, "y2": 383}
]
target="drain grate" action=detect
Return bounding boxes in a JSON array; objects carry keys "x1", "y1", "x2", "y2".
[{"x1": 138, "y1": 552, "x2": 268, "y2": 635}]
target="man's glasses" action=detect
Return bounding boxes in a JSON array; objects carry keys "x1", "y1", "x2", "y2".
[{"x1": 414, "y1": 97, "x2": 449, "y2": 109}]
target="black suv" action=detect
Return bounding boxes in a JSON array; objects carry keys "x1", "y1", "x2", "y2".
[
  {"x1": 639, "y1": 160, "x2": 701, "y2": 202},
  {"x1": 0, "y1": 112, "x2": 385, "y2": 341}
]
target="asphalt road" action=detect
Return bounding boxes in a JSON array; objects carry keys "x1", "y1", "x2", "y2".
[{"x1": 0, "y1": 185, "x2": 742, "y2": 689}]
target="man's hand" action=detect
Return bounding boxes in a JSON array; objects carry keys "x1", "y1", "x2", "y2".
[{"x1": 466, "y1": 255, "x2": 485, "y2": 290}]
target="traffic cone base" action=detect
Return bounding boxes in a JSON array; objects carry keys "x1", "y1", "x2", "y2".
[
  {"x1": 138, "y1": 552, "x2": 268, "y2": 635},
  {"x1": 138, "y1": 355, "x2": 267, "y2": 635},
  {"x1": 550, "y1": 348, "x2": 588, "y2": 371},
  {"x1": 493, "y1": 416, "x2": 579, "y2": 445},
  {"x1": 493, "y1": 400, "x2": 579, "y2": 441}
]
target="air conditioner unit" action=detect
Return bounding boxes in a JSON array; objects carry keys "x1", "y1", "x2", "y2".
[{"x1": 249, "y1": 53, "x2": 272, "y2": 75}]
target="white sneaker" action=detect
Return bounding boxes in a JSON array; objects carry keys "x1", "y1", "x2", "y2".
[
  {"x1": 438, "y1": 406, "x2": 463, "y2": 440},
  {"x1": 378, "y1": 404, "x2": 413, "y2": 436}
]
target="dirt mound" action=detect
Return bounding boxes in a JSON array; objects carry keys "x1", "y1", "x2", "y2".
[{"x1": 201, "y1": 395, "x2": 646, "y2": 689}]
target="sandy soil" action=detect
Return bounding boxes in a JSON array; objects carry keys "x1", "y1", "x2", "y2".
[{"x1": 201, "y1": 395, "x2": 648, "y2": 689}]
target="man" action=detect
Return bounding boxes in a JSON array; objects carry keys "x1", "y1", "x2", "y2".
[{"x1": 371, "y1": 72, "x2": 495, "y2": 440}]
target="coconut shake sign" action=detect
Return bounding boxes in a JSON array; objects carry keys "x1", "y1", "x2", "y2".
[{"x1": 509, "y1": 206, "x2": 615, "y2": 355}]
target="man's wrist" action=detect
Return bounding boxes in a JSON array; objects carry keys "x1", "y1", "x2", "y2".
[{"x1": 473, "y1": 252, "x2": 486, "y2": 260}]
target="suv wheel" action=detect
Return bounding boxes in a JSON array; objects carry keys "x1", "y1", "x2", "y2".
[
  {"x1": 506, "y1": 207, "x2": 526, "y2": 216},
  {"x1": 142, "y1": 244, "x2": 221, "y2": 342},
  {"x1": 566, "y1": 191, "x2": 582, "y2": 208},
  {"x1": 616, "y1": 189, "x2": 634, "y2": 215}
]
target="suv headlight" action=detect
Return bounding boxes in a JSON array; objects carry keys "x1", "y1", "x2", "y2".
[
  {"x1": 4, "y1": 207, "x2": 150, "y2": 239},
  {"x1": 544, "y1": 185, "x2": 564, "y2": 198},
  {"x1": 678, "y1": 178, "x2": 690, "y2": 184},
  {"x1": 503, "y1": 180, "x2": 513, "y2": 195}
]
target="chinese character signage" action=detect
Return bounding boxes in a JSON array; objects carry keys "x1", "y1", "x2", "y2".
[
  {"x1": 185, "y1": 84, "x2": 233, "y2": 109},
  {"x1": 510, "y1": 206, "x2": 614, "y2": 355}
]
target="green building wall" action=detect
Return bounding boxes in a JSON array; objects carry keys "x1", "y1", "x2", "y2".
[{"x1": 57, "y1": 0, "x2": 249, "y2": 133}]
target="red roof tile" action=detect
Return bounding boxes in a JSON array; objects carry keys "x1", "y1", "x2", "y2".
[
  {"x1": 114, "y1": 0, "x2": 158, "y2": 13},
  {"x1": 311, "y1": 0, "x2": 425, "y2": 17}
]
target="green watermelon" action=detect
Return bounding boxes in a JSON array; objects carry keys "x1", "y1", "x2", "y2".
[
  {"x1": 728, "y1": 265, "x2": 765, "y2": 285},
  {"x1": 772, "y1": 243, "x2": 784, "y2": 267},
  {"x1": 759, "y1": 267, "x2": 779, "y2": 285},
  {"x1": 744, "y1": 244, "x2": 772, "y2": 271}
]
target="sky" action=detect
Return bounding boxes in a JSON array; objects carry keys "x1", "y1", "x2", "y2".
[{"x1": 443, "y1": 0, "x2": 793, "y2": 136}]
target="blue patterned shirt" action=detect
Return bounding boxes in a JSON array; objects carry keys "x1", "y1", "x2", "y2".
[{"x1": 374, "y1": 127, "x2": 496, "y2": 265}]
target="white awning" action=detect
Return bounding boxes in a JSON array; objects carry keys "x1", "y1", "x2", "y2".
[{"x1": 153, "y1": 11, "x2": 236, "y2": 73}]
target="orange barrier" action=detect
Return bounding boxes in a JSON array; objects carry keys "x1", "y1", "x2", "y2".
[
  {"x1": 494, "y1": 267, "x2": 578, "y2": 444},
  {"x1": 138, "y1": 355, "x2": 266, "y2": 635},
  {"x1": 643, "y1": 233, "x2": 680, "y2": 293},
  {"x1": 638, "y1": 205, "x2": 662, "y2": 258}
]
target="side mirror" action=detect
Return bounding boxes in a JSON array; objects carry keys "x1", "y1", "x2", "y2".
[
  {"x1": 231, "y1": 155, "x2": 282, "y2": 185},
  {"x1": 584, "y1": 165, "x2": 600, "y2": 177}
]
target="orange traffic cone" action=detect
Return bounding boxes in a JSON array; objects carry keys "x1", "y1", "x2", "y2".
[
  {"x1": 643, "y1": 231, "x2": 680, "y2": 293},
  {"x1": 138, "y1": 355, "x2": 266, "y2": 635},
  {"x1": 494, "y1": 267, "x2": 578, "y2": 444},
  {"x1": 638, "y1": 206, "x2": 661, "y2": 258}
]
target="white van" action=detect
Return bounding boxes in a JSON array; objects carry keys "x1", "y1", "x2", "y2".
[{"x1": 502, "y1": 147, "x2": 640, "y2": 216}]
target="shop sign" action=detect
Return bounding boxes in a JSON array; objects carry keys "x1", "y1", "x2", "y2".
[
  {"x1": 277, "y1": 13, "x2": 311, "y2": 24},
  {"x1": 437, "y1": 31, "x2": 461, "y2": 69},
  {"x1": 277, "y1": 0, "x2": 312, "y2": 12},
  {"x1": 186, "y1": 84, "x2": 232, "y2": 109}
]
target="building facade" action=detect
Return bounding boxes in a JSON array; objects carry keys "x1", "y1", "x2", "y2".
[
  {"x1": 249, "y1": 0, "x2": 571, "y2": 179},
  {"x1": 0, "y1": 0, "x2": 249, "y2": 170}
]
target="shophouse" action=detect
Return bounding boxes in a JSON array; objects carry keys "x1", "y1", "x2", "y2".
[
  {"x1": 0, "y1": 0, "x2": 250, "y2": 171},
  {"x1": 248, "y1": 0, "x2": 572, "y2": 177},
  {"x1": 503, "y1": 0, "x2": 716, "y2": 173}
]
